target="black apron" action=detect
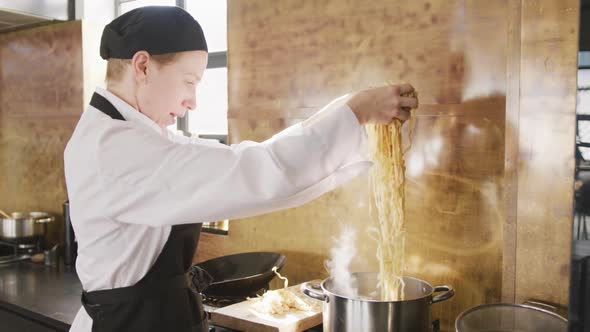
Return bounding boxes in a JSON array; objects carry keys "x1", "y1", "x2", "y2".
[{"x1": 80, "y1": 92, "x2": 209, "y2": 332}]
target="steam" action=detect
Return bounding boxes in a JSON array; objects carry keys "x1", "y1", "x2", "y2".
[{"x1": 325, "y1": 226, "x2": 359, "y2": 297}]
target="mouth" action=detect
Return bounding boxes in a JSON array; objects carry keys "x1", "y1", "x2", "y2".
[{"x1": 169, "y1": 112, "x2": 186, "y2": 119}]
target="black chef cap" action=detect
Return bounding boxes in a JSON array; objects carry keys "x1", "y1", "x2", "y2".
[{"x1": 100, "y1": 6, "x2": 208, "y2": 60}]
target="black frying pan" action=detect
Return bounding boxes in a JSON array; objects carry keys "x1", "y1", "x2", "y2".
[{"x1": 195, "y1": 252, "x2": 286, "y2": 298}]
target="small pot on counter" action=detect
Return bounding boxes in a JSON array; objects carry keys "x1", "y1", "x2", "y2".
[
  {"x1": 0, "y1": 212, "x2": 54, "y2": 241},
  {"x1": 302, "y1": 272, "x2": 454, "y2": 332}
]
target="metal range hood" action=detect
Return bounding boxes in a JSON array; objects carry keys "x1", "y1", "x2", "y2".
[{"x1": 0, "y1": 0, "x2": 73, "y2": 33}]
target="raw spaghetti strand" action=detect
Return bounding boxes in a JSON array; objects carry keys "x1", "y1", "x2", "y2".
[{"x1": 367, "y1": 90, "x2": 417, "y2": 301}]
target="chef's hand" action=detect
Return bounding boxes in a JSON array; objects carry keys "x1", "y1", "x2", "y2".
[{"x1": 346, "y1": 83, "x2": 418, "y2": 125}]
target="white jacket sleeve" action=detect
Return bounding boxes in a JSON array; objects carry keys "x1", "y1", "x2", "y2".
[{"x1": 95, "y1": 96, "x2": 371, "y2": 226}]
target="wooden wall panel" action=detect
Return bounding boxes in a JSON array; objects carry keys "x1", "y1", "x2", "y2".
[
  {"x1": 0, "y1": 21, "x2": 83, "y2": 244},
  {"x1": 502, "y1": 0, "x2": 523, "y2": 303},
  {"x1": 514, "y1": 0, "x2": 578, "y2": 306},
  {"x1": 201, "y1": 1, "x2": 515, "y2": 330}
]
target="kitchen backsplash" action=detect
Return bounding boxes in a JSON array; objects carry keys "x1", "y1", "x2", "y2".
[{"x1": 0, "y1": 21, "x2": 83, "y2": 245}]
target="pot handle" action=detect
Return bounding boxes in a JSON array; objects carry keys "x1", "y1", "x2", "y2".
[
  {"x1": 35, "y1": 216, "x2": 54, "y2": 224},
  {"x1": 432, "y1": 285, "x2": 454, "y2": 304},
  {"x1": 301, "y1": 281, "x2": 328, "y2": 302}
]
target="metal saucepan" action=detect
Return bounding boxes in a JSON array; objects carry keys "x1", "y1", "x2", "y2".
[
  {"x1": 302, "y1": 272, "x2": 454, "y2": 332},
  {"x1": 0, "y1": 212, "x2": 54, "y2": 241},
  {"x1": 194, "y1": 251, "x2": 286, "y2": 298}
]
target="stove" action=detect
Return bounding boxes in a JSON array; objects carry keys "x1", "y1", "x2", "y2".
[
  {"x1": 202, "y1": 294, "x2": 247, "y2": 312},
  {"x1": 201, "y1": 294, "x2": 246, "y2": 331},
  {"x1": 0, "y1": 237, "x2": 44, "y2": 264},
  {"x1": 208, "y1": 323, "x2": 241, "y2": 332}
]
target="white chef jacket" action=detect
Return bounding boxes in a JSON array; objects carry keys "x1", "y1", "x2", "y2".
[{"x1": 64, "y1": 87, "x2": 370, "y2": 331}]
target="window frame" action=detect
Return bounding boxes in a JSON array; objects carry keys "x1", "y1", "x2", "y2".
[{"x1": 576, "y1": 52, "x2": 590, "y2": 171}]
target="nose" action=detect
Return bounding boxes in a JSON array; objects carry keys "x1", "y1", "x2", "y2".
[
  {"x1": 182, "y1": 98, "x2": 197, "y2": 111},
  {"x1": 182, "y1": 90, "x2": 197, "y2": 111}
]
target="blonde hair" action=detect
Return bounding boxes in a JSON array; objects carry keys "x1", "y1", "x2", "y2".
[{"x1": 105, "y1": 53, "x2": 181, "y2": 84}]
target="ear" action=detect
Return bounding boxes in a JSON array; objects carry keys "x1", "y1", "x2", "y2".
[{"x1": 131, "y1": 51, "x2": 151, "y2": 83}]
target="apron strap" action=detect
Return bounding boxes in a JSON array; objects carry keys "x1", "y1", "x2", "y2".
[{"x1": 90, "y1": 92, "x2": 126, "y2": 121}]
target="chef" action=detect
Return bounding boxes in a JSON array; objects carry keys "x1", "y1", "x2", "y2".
[{"x1": 64, "y1": 5, "x2": 418, "y2": 332}]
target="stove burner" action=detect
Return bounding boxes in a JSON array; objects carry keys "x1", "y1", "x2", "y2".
[
  {"x1": 0, "y1": 254, "x2": 31, "y2": 264},
  {"x1": 208, "y1": 324, "x2": 241, "y2": 332},
  {"x1": 201, "y1": 295, "x2": 250, "y2": 332},
  {"x1": 202, "y1": 294, "x2": 247, "y2": 308},
  {"x1": 17, "y1": 243, "x2": 37, "y2": 250},
  {"x1": 0, "y1": 237, "x2": 43, "y2": 264}
]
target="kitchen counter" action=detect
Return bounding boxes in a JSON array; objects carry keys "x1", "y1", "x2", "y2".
[
  {"x1": 0, "y1": 261, "x2": 323, "y2": 332},
  {"x1": 0, "y1": 261, "x2": 81, "y2": 331}
]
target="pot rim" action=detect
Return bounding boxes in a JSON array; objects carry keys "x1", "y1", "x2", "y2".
[
  {"x1": 454, "y1": 302, "x2": 568, "y2": 331},
  {"x1": 0, "y1": 212, "x2": 52, "y2": 221},
  {"x1": 320, "y1": 273, "x2": 437, "y2": 303}
]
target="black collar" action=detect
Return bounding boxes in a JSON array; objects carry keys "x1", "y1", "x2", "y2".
[{"x1": 89, "y1": 92, "x2": 126, "y2": 121}]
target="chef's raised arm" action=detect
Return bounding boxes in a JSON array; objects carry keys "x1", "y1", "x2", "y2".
[{"x1": 95, "y1": 96, "x2": 369, "y2": 226}]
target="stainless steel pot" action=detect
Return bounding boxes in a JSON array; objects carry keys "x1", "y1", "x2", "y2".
[
  {"x1": 302, "y1": 272, "x2": 454, "y2": 332},
  {"x1": 0, "y1": 212, "x2": 54, "y2": 241},
  {"x1": 455, "y1": 301, "x2": 568, "y2": 332}
]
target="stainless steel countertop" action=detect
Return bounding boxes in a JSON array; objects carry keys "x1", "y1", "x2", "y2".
[{"x1": 0, "y1": 261, "x2": 81, "y2": 330}]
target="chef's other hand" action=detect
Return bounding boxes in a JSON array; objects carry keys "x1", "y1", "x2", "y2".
[{"x1": 346, "y1": 83, "x2": 418, "y2": 125}]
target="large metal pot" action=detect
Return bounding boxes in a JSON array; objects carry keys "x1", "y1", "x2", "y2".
[
  {"x1": 302, "y1": 272, "x2": 454, "y2": 332},
  {"x1": 0, "y1": 212, "x2": 54, "y2": 241},
  {"x1": 455, "y1": 301, "x2": 568, "y2": 332}
]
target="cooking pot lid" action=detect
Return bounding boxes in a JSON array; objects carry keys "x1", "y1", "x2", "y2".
[{"x1": 455, "y1": 303, "x2": 567, "y2": 332}]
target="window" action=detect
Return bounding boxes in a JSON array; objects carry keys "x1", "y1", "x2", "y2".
[
  {"x1": 185, "y1": 1, "x2": 228, "y2": 139},
  {"x1": 576, "y1": 52, "x2": 590, "y2": 165},
  {"x1": 191, "y1": 67, "x2": 228, "y2": 135},
  {"x1": 185, "y1": 1, "x2": 227, "y2": 52},
  {"x1": 116, "y1": 0, "x2": 229, "y2": 234},
  {"x1": 117, "y1": 0, "x2": 176, "y2": 15}
]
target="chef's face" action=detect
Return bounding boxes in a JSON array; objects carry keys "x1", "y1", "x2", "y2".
[{"x1": 135, "y1": 50, "x2": 208, "y2": 130}]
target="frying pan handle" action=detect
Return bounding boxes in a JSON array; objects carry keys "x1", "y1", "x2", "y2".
[
  {"x1": 432, "y1": 285, "x2": 454, "y2": 304},
  {"x1": 301, "y1": 281, "x2": 328, "y2": 302}
]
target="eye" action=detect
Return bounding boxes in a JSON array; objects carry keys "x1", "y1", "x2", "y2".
[{"x1": 185, "y1": 81, "x2": 195, "y2": 86}]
